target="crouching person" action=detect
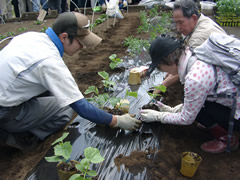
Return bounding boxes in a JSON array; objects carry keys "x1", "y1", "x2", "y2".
[
  {"x1": 140, "y1": 35, "x2": 240, "y2": 153},
  {"x1": 0, "y1": 12, "x2": 141, "y2": 151}
]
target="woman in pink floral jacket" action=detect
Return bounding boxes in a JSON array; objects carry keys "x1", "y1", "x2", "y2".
[{"x1": 141, "y1": 35, "x2": 240, "y2": 154}]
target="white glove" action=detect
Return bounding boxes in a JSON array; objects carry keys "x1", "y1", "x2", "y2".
[
  {"x1": 123, "y1": 0, "x2": 128, "y2": 7},
  {"x1": 114, "y1": 114, "x2": 142, "y2": 130},
  {"x1": 156, "y1": 101, "x2": 183, "y2": 113},
  {"x1": 140, "y1": 109, "x2": 170, "y2": 123}
]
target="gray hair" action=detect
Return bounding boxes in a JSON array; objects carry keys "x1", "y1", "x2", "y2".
[{"x1": 173, "y1": 0, "x2": 200, "y2": 18}]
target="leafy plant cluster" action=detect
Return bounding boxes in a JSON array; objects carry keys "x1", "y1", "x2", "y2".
[
  {"x1": 40, "y1": 26, "x2": 48, "y2": 33},
  {"x1": 84, "y1": 85, "x2": 110, "y2": 109},
  {"x1": 84, "y1": 71, "x2": 116, "y2": 108},
  {"x1": 0, "y1": 28, "x2": 28, "y2": 40},
  {"x1": 123, "y1": 36, "x2": 150, "y2": 57},
  {"x1": 69, "y1": 147, "x2": 104, "y2": 180},
  {"x1": 45, "y1": 132, "x2": 104, "y2": 180},
  {"x1": 45, "y1": 132, "x2": 72, "y2": 163},
  {"x1": 34, "y1": 19, "x2": 43, "y2": 25},
  {"x1": 216, "y1": 0, "x2": 240, "y2": 17},
  {"x1": 148, "y1": 5, "x2": 160, "y2": 18},
  {"x1": 0, "y1": 32, "x2": 15, "y2": 40},
  {"x1": 137, "y1": 5, "x2": 160, "y2": 33},
  {"x1": 137, "y1": 5, "x2": 172, "y2": 37},
  {"x1": 124, "y1": 8, "x2": 172, "y2": 57},
  {"x1": 137, "y1": 11, "x2": 149, "y2": 33},
  {"x1": 148, "y1": 85, "x2": 167, "y2": 100},
  {"x1": 84, "y1": 70, "x2": 138, "y2": 110},
  {"x1": 109, "y1": 54, "x2": 123, "y2": 69},
  {"x1": 148, "y1": 12, "x2": 172, "y2": 41},
  {"x1": 91, "y1": 14, "x2": 107, "y2": 29}
]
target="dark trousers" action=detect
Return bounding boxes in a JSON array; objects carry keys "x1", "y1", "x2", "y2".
[
  {"x1": 48, "y1": 0, "x2": 62, "y2": 13},
  {"x1": 196, "y1": 101, "x2": 240, "y2": 131},
  {"x1": 0, "y1": 97, "x2": 73, "y2": 141},
  {"x1": 70, "y1": 0, "x2": 91, "y2": 10},
  {"x1": 12, "y1": 0, "x2": 20, "y2": 17},
  {"x1": 61, "y1": 0, "x2": 68, "y2": 12}
]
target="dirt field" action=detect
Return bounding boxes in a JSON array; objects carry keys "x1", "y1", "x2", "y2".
[{"x1": 0, "y1": 8, "x2": 240, "y2": 180}]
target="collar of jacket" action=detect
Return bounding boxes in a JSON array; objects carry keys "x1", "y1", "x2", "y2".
[{"x1": 45, "y1": 27, "x2": 64, "y2": 57}]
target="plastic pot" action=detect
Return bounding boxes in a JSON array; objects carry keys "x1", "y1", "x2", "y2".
[{"x1": 56, "y1": 160, "x2": 79, "y2": 180}]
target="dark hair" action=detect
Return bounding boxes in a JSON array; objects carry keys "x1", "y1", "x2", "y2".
[
  {"x1": 159, "y1": 47, "x2": 183, "y2": 66},
  {"x1": 53, "y1": 31, "x2": 76, "y2": 44},
  {"x1": 173, "y1": 0, "x2": 200, "y2": 18}
]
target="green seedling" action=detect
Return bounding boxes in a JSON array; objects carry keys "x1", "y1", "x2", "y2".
[
  {"x1": 149, "y1": 12, "x2": 172, "y2": 41},
  {"x1": 40, "y1": 26, "x2": 48, "y2": 32},
  {"x1": 91, "y1": 14, "x2": 107, "y2": 29},
  {"x1": 6, "y1": 32, "x2": 15, "y2": 36},
  {"x1": 0, "y1": 34, "x2": 7, "y2": 40},
  {"x1": 84, "y1": 85, "x2": 109, "y2": 109},
  {"x1": 123, "y1": 36, "x2": 150, "y2": 57},
  {"x1": 45, "y1": 132, "x2": 72, "y2": 163},
  {"x1": 149, "y1": 5, "x2": 159, "y2": 18},
  {"x1": 109, "y1": 54, "x2": 123, "y2": 70},
  {"x1": 69, "y1": 147, "x2": 104, "y2": 180},
  {"x1": 148, "y1": 85, "x2": 167, "y2": 100},
  {"x1": 137, "y1": 11, "x2": 149, "y2": 33},
  {"x1": 109, "y1": 89, "x2": 138, "y2": 111},
  {"x1": 216, "y1": 0, "x2": 240, "y2": 17},
  {"x1": 155, "y1": 84, "x2": 167, "y2": 93},
  {"x1": 34, "y1": 19, "x2": 42, "y2": 25},
  {"x1": 98, "y1": 71, "x2": 116, "y2": 90},
  {"x1": 125, "y1": 89, "x2": 138, "y2": 99},
  {"x1": 18, "y1": 27, "x2": 28, "y2": 32}
]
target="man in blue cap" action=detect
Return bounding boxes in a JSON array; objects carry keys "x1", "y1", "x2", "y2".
[{"x1": 0, "y1": 12, "x2": 141, "y2": 151}]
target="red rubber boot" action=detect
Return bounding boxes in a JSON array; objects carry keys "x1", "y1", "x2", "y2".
[{"x1": 200, "y1": 124, "x2": 239, "y2": 153}]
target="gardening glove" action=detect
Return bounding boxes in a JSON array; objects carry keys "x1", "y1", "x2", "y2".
[
  {"x1": 115, "y1": 114, "x2": 142, "y2": 131},
  {"x1": 123, "y1": 0, "x2": 128, "y2": 7},
  {"x1": 140, "y1": 109, "x2": 170, "y2": 123},
  {"x1": 156, "y1": 101, "x2": 183, "y2": 113}
]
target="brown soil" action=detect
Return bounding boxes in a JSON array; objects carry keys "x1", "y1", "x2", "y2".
[{"x1": 1, "y1": 9, "x2": 240, "y2": 180}]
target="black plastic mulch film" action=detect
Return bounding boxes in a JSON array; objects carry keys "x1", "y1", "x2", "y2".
[{"x1": 26, "y1": 51, "x2": 166, "y2": 180}]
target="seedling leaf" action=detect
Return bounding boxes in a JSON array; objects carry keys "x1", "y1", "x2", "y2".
[
  {"x1": 109, "y1": 54, "x2": 117, "y2": 60},
  {"x1": 98, "y1": 71, "x2": 109, "y2": 80},
  {"x1": 76, "y1": 160, "x2": 88, "y2": 172},
  {"x1": 52, "y1": 132, "x2": 69, "y2": 145},
  {"x1": 87, "y1": 170, "x2": 97, "y2": 177},
  {"x1": 154, "y1": 85, "x2": 167, "y2": 93},
  {"x1": 54, "y1": 141, "x2": 72, "y2": 160},
  {"x1": 69, "y1": 174, "x2": 84, "y2": 180},
  {"x1": 84, "y1": 147, "x2": 105, "y2": 163},
  {"x1": 44, "y1": 155, "x2": 63, "y2": 162},
  {"x1": 84, "y1": 86, "x2": 98, "y2": 95}
]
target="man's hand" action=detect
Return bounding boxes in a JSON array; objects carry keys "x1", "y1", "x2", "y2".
[
  {"x1": 140, "y1": 109, "x2": 169, "y2": 123},
  {"x1": 114, "y1": 114, "x2": 142, "y2": 130},
  {"x1": 156, "y1": 102, "x2": 183, "y2": 113}
]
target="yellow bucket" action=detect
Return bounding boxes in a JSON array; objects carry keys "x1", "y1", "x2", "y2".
[{"x1": 180, "y1": 152, "x2": 202, "y2": 177}]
